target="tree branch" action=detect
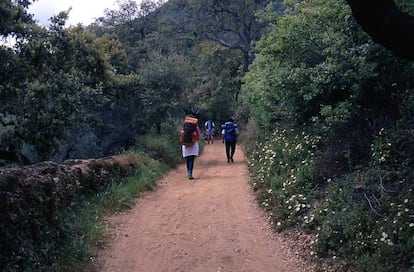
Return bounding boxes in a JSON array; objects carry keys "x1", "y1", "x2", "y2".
[
  {"x1": 380, "y1": 176, "x2": 397, "y2": 193},
  {"x1": 364, "y1": 192, "x2": 382, "y2": 216},
  {"x1": 347, "y1": 0, "x2": 414, "y2": 60}
]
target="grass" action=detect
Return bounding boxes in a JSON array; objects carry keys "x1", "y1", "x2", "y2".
[
  {"x1": 57, "y1": 154, "x2": 168, "y2": 271},
  {"x1": 56, "y1": 123, "x2": 191, "y2": 271}
]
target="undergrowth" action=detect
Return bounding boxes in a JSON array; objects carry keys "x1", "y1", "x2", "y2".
[
  {"x1": 57, "y1": 154, "x2": 166, "y2": 271},
  {"x1": 246, "y1": 127, "x2": 414, "y2": 272},
  {"x1": 57, "y1": 126, "x2": 181, "y2": 271}
]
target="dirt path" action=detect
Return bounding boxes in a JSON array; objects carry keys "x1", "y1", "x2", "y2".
[{"x1": 95, "y1": 143, "x2": 310, "y2": 272}]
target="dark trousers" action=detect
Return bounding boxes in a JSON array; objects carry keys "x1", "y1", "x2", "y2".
[
  {"x1": 225, "y1": 140, "x2": 236, "y2": 160},
  {"x1": 186, "y1": 155, "x2": 195, "y2": 174}
]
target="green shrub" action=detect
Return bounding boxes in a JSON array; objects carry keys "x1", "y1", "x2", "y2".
[
  {"x1": 134, "y1": 119, "x2": 184, "y2": 167},
  {"x1": 57, "y1": 154, "x2": 166, "y2": 271},
  {"x1": 310, "y1": 126, "x2": 414, "y2": 272},
  {"x1": 311, "y1": 169, "x2": 414, "y2": 272}
]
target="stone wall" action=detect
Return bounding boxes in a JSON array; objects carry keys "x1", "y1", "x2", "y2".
[{"x1": 0, "y1": 155, "x2": 140, "y2": 271}]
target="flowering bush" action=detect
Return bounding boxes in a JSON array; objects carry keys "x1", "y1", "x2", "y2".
[
  {"x1": 247, "y1": 128, "x2": 322, "y2": 230},
  {"x1": 247, "y1": 126, "x2": 414, "y2": 271},
  {"x1": 311, "y1": 166, "x2": 414, "y2": 271}
]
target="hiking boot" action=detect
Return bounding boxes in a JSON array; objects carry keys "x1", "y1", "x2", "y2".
[
  {"x1": 188, "y1": 174, "x2": 194, "y2": 180},
  {"x1": 231, "y1": 158, "x2": 234, "y2": 163},
  {"x1": 227, "y1": 159, "x2": 230, "y2": 163}
]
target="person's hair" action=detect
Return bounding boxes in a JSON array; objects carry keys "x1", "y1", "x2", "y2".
[
  {"x1": 228, "y1": 118, "x2": 234, "y2": 122},
  {"x1": 186, "y1": 110, "x2": 200, "y2": 119}
]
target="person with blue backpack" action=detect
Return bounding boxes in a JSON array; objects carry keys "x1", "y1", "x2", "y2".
[{"x1": 221, "y1": 118, "x2": 239, "y2": 163}]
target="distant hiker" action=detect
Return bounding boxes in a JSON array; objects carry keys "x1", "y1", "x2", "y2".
[
  {"x1": 180, "y1": 113, "x2": 201, "y2": 180},
  {"x1": 221, "y1": 118, "x2": 239, "y2": 163},
  {"x1": 204, "y1": 119, "x2": 215, "y2": 144}
]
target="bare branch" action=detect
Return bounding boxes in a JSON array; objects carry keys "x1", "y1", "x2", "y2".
[
  {"x1": 380, "y1": 176, "x2": 397, "y2": 193},
  {"x1": 364, "y1": 192, "x2": 382, "y2": 216}
]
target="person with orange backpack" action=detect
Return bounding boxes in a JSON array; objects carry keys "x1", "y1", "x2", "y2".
[{"x1": 180, "y1": 113, "x2": 200, "y2": 180}]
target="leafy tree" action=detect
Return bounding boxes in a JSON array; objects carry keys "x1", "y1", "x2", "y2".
[
  {"x1": 244, "y1": 0, "x2": 361, "y2": 128},
  {"x1": 92, "y1": 0, "x2": 166, "y2": 71},
  {"x1": 186, "y1": 0, "x2": 274, "y2": 74},
  {"x1": 17, "y1": 15, "x2": 110, "y2": 159},
  {"x1": 139, "y1": 52, "x2": 191, "y2": 133},
  {"x1": 90, "y1": 0, "x2": 269, "y2": 128},
  {"x1": 0, "y1": 8, "x2": 134, "y2": 161},
  {"x1": 0, "y1": 0, "x2": 34, "y2": 38},
  {"x1": 0, "y1": 0, "x2": 37, "y2": 161},
  {"x1": 191, "y1": 41, "x2": 243, "y2": 123}
]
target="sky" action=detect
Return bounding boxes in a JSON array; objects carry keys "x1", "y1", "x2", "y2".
[{"x1": 29, "y1": 0, "x2": 141, "y2": 26}]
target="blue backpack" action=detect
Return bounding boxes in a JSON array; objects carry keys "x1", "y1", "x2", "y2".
[
  {"x1": 223, "y1": 122, "x2": 237, "y2": 141},
  {"x1": 206, "y1": 120, "x2": 213, "y2": 130}
]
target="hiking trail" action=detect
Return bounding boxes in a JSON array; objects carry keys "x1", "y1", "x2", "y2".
[{"x1": 93, "y1": 142, "x2": 311, "y2": 272}]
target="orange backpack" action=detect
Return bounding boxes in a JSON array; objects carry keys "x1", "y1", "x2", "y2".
[{"x1": 180, "y1": 116, "x2": 198, "y2": 146}]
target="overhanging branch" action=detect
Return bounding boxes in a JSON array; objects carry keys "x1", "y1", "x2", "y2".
[{"x1": 347, "y1": 0, "x2": 414, "y2": 60}]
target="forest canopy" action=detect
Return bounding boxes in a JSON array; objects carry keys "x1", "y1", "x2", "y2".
[{"x1": 0, "y1": 0, "x2": 269, "y2": 163}]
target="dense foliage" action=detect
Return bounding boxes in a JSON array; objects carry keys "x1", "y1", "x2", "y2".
[
  {"x1": 1, "y1": 0, "x2": 260, "y2": 163},
  {"x1": 243, "y1": 0, "x2": 414, "y2": 270},
  {"x1": 2, "y1": 0, "x2": 414, "y2": 270}
]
